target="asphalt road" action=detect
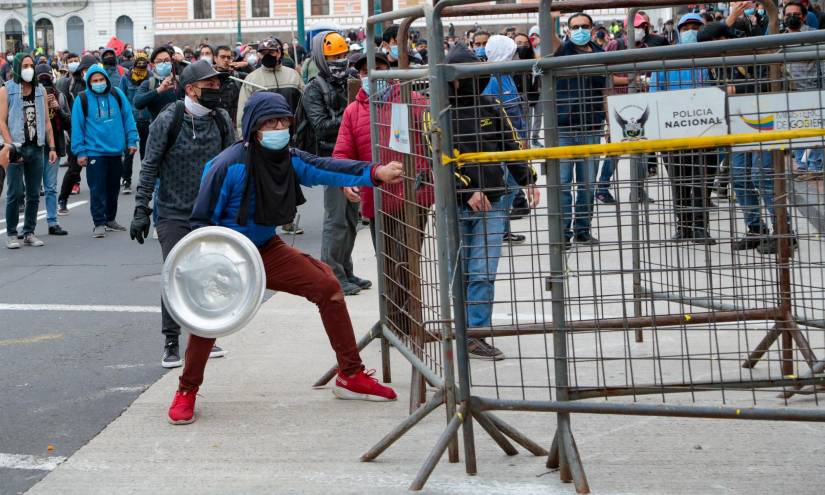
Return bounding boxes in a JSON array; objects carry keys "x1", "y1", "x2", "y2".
[{"x1": 0, "y1": 161, "x2": 328, "y2": 495}]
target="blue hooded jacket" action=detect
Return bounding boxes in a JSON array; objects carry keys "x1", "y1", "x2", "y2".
[
  {"x1": 190, "y1": 92, "x2": 380, "y2": 247},
  {"x1": 70, "y1": 64, "x2": 138, "y2": 157}
]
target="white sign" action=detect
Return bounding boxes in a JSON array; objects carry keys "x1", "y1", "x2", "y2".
[
  {"x1": 729, "y1": 90, "x2": 825, "y2": 151},
  {"x1": 607, "y1": 87, "x2": 727, "y2": 144},
  {"x1": 388, "y1": 103, "x2": 411, "y2": 154}
]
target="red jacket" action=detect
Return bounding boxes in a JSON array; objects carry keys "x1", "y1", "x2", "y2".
[{"x1": 332, "y1": 85, "x2": 433, "y2": 219}]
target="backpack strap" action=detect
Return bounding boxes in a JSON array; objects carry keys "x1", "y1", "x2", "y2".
[
  {"x1": 80, "y1": 89, "x2": 123, "y2": 118},
  {"x1": 163, "y1": 100, "x2": 185, "y2": 156}
]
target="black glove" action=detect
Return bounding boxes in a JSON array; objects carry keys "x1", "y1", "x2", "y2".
[{"x1": 130, "y1": 206, "x2": 152, "y2": 244}]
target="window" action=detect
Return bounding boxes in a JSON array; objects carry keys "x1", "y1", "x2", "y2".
[
  {"x1": 310, "y1": 0, "x2": 329, "y2": 16},
  {"x1": 251, "y1": 0, "x2": 270, "y2": 18},
  {"x1": 193, "y1": 0, "x2": 212, "y2": 19}
]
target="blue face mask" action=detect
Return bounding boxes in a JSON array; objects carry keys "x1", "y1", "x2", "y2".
[
  {"x1": 570, "y1": 27, "x2": 592, "y2": 46},
  {"x1": 474, "y1": 46, "x2": 486, "y2": 58},
  {"x1": 679, "y1": 29, "x2": 699, "y2": 44},
  {"x1": 155, "y1": 61, "x2": 172, "y2": 77},
  {"x1": 91, "y1": 81, "x2": 107, "y2": 93},
  {"x1": 390, "y1": 45, "x2": 399, "y2": 59},
  {"x1": 757, "y1": 8, "x2": 765, "y2": 16},
  {"x1": 259, "y1": 128, "x2": 290, "y2": 150},
  {"x1": 744, "y1": 8, "x2": 755, "y2": 16},
  {"x1": 68, "y1": 61, "x2": 80, "y2": 73}
]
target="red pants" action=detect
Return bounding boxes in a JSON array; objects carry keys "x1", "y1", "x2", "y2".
[{"x1": 179, "y1": 235, "x2": 364, "y2": 391}]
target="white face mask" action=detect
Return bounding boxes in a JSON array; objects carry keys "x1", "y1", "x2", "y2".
[
  {"x1": 21, "y1": 67, "x2": 34, "y2": 83},
  {"x1": 634, "y1": 29, "x2": 645, "y2": 43},
  {"x1": 201, "y1": 55, "x2": 213, "y2": 65},
  {"x1": 184, "y1": 95, "x2": 211, "y2": 117}
]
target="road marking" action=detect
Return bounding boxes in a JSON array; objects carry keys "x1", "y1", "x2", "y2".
[
  {"x1": 0, "y1": 200, "x2": 88, "y2": 235},
  {"x1": 0, "y1": 304, "x2": 160, "y2": 313},
  {"x1": 0, "y1": 453, "x2": 66, "y2": 471},
  {"x1": 0, "y1": 333, "x2": 63, "y2": 346}
]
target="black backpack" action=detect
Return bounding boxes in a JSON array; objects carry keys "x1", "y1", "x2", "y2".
[
  {"x1": 162, "y1": 100, "x2": 230, "y2": 154},
  {"x1": 291, "y1": 77, "x2": 333, "y2": 154}
]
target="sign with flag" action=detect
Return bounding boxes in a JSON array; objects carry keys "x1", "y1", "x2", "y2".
[{"x1": 729, "y1": 90, "x2": 825, "y2": 151}]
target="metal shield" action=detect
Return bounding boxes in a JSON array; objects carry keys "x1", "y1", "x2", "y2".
[{"x1": 161, "y1": 226, "x2": 266, "y2": 339}]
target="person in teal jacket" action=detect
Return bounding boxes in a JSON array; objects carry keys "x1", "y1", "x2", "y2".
[{"x1": 71, "y1": 64, "x2": 138, "y2": 238}]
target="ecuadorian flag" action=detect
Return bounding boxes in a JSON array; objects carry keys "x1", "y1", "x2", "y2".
[{"x1": 740, "y1": 115, "x2": 775, "y2": 131}]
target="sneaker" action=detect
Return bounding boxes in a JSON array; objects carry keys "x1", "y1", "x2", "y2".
[
  {"x1": 209, "y1": 345, "x2": 227, "y2": 359},
  {"x1": 281, "y1": 223, "x2": 304, "y2": 235},
  {"x1": 6, "y1": 235, "x2": 20, "y2": 249},
  {"x1": 757, "y1": 233, "x2": 799, "y2": 255},
  {"x1": 691, "y1": 229, "x2": 717, "y2": 246},
  {"x1": 23, "y1": 233, "x2": 44, "y2": 247},
  {"x1": 348, "y1": 276, "x2": 372, "y2": 290},
  {"x1": 57, "y1": 201, "x2": 69, "y2": 216},
  {"x1": 503, "y1": 232, "x2": 526, "y2": 244},
  {"x1": 734, "y1": 226, "x2": 768, "y2": 251},
  {"x1": 167, "y1": 387, "x2": 198, "y2": 425},
  {"x1": 48, "y1": 225, "x2": 68, "y2": 236},
  {"x1": 92, "y1": 225, "x2": 106, "y2": 238},
  {"x1": 672, "y1": 229, "x2": 692, "y2": 241},
  {"x1": 122, "y1": 183, "x2": 132, "y2": 194},
  {"x1": 162, "y1": 338, "x2": 182, "y2": 368},
  {"x1": 105, "y1": 221, "x2": 126, "y2": 232},
  {"x1": 595, "y1": 191, "x2": 617, "y2": 205},
  {"x1": 71, "y1": 183, "x2": 80, "y2": 195},
  {"x1": 575, "y1": 232, "x2": 599, "y2": 245},
  {"x1": 333, "y1": 369, "x2": 397, "y2": 401},
  {"x1": 341, "y1": 281, "x2": 361, "y2": 296},
  {"x1": 467, "y1": 338, "x2": 505, "y2": 361}
]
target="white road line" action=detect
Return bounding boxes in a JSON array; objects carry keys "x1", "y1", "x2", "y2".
[
  {"x1": 0, "y1": 453, "x2": 66, "y2": 471},
  {"x1": 0, "y1": 200, "x2": 88, "y2": 235},
  {"x1": 0, "y1": 304, "x2": 160, "y2": 313}
]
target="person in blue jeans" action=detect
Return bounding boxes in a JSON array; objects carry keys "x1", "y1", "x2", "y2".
[
  {"x1": 0, "y1": 53, "x2": 59, "y2": 249},
  {"x1": 554, "y1": 12, "x2": 607, "y2": 246},
  {"x1": 71, "y1": 64, "x2": 138, "y2": 238},
  {"x1": 794, "y1": 147, "x2": 823, "y2": 179}
]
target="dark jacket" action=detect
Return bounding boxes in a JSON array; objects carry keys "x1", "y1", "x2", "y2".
[
  {"x1": 301, "y1": 75, "x2": 348, "y2": 156},
  {"x1": 554, "y1": 40, "x2": 607, "y2": 131},
  {"x1": 216, "y1": 72, "x2": 241, "y2": 127},
  {"x1": 134, "y1": 75, "x2": 182, "y2": 120},
  {"x1": 119, "y1": 71, "x2": 152, "y2": 123},
  {"x1": 43, "y1": 85, "x2": 71, "y2": 156}
]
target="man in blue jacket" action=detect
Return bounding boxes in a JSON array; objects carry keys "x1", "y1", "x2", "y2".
[
  {"x1": 166, "y1": 92, "x2": 404, "y2": 425},
  {"x1": 71, "y1": 64, "x2": 138, "y2": 238}
]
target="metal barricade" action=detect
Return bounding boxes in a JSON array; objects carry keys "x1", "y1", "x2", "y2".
[{"x1": 319, "y1": 1, "x2": 825, "y2": 493}]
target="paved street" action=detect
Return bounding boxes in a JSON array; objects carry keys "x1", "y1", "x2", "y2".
[{"x1": 0, "y1": 162, "x2": 327, "y2": 495}]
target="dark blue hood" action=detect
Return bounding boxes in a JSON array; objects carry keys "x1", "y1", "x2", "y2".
[{"x1": 240, "y1": 92, "x2": 293, "y2": 141}]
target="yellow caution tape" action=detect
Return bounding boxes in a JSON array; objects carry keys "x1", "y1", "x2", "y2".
[{"x1": 442, "y1": 129, "x2": 825, "y2": 165}]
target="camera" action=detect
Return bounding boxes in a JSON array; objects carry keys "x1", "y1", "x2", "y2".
[{"x1": 0, "y1": 143, "x2": 22, "y2": 163}]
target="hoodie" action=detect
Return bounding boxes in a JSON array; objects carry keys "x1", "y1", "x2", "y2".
[
  {"x1": 301, "y1": 30, "x2": 349, "y2": 156},
  {"x1": 101, "y1": 48, "x2": 124, "y2": 88},
  {"x1": 70, "y1": 64, "x2": 138, "y2": 157},
  {"x1": 235, "y1": 53, "x2": 304, "y2": 135},
  {"x1": 191, "y1": 92, "x2": 382, "y2": 247},
  {"x1": 482, "y1": 35, "x2": 527, "y2": 138}
]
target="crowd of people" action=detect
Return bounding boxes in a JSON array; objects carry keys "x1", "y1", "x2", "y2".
[{"x1": 0, "y1": 0, "x2": 821, "y2": 422}]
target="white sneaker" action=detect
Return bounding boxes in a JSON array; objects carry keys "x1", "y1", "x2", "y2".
[
  {"x1": 92, "y1": 225, "x2": 106, "y2": 238},
  {"x1": 6, "y1": 235, "x2": 20, "y2": 249},
  {"x1": 23, "y1": 233, "x2": 44, "y2": 247}
]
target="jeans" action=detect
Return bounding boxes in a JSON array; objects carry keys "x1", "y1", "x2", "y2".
[
  {"x1": 596, "y1": 157, "x2": 615, "y2": 195},
  {"x1": 731, "y1": 150, "x2": 774, "y2": 230},
  {"x1": 459, "y1": 197, "x2": 507, "y2": 328},
  {"x1": 559, "y1": 133, "x2": 600, "y2": 237},
  {"x1": 85, "y1": 155, "x2": 122, "y2": 227},
  {"x1": 794, "y1": 148, "x2": 823, "y2": 172},
  {"x1": 42, "y1": 150, "x2": 58, "y2": 226},
  {"x1": 5, "y1": 144, "x2": 45, "y2": 236}
]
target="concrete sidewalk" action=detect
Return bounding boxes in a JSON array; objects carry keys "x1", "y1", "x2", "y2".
[{"x1": 26, "y1": 229, "x2": 825, "y2": 495}]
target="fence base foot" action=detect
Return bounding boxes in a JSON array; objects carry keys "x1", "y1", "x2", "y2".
[
  {"x1": 312, "y1": 322, "x2": 384, "y2": 388},
  {"x1": 472, "y1": 410, "x2": 518, "y2": 456},
  {"x1": 409, "y1": 403, "x2": 466, "y2": 491},
  {"x1": 556, "y1": 416, "x2": 590, "y2": 494},
  {"x1": 361, "y1": 388, "x2": 444, "y2": 462},
  {"x1": 742, "y1": 321, "x2": 817, "y2": 374},
  {"x1": 483, "y1": 411, "x2": 548, "y2": 456}
]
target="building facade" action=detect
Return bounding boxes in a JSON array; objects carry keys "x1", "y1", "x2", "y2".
[{"x1": 1, "y1": 0, "x2": 154, "y2": 55}]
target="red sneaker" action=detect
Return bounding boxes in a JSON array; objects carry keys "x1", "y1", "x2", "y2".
[
  {"x1": 71, "y1": 183, "x2": 80, "y2": 195},
  {"x1": 168, "y1": 387, "x2": 198, "y2": 425},
  {"x1": 334, "y1": 369, "x2": 397, "y2": 402}
]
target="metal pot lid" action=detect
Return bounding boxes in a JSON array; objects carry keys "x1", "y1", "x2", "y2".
[{"x1": 161, "y1": 226, "x2": 266, "y2": 339}]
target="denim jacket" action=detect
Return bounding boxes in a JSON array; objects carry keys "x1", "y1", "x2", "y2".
[{"x1": 5, "y1": 80, "x2": 46, "y2": 147}]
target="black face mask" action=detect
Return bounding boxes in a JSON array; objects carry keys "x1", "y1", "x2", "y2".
[
  {"x1": 39, "y1": 78, "x2": 52, "y2": 87},
  {"x1": 103, "y1": 56, "x2": 116, "y2": 66},
  {"x1": 596, "y1": 31, "x2": 606, "y2": 39},
  {"x1": 198, "y1": 87, "x2": 223, "y2": 110},
  {"x1": 786, "y1": 15, "x2": 803, "y2": 30},
  {"x1": 418, "y1": 48, "x2": 428, "y2": 58},
  {"x1": 261, "y1": 54, "x2": 278, "y2": 68},
  {"x1": 516, "y1": 45, "x2": 534, "y2": 60}
]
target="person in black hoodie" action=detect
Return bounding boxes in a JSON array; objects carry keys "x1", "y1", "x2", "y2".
[
  {"x1": 35, "y1": 64, "x2": 70, "y2": 235},
  {"x1": 445, "y1": 43, "x2": 538, "y2": 361}
]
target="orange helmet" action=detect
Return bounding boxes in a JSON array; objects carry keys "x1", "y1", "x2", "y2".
[{"x1": 323, "y1": 32, "x2": 349, "y2": 57}]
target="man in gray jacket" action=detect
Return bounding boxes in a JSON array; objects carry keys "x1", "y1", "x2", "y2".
[{"x1": 129, "y1": 60, "x2": 234, "y2": 368}]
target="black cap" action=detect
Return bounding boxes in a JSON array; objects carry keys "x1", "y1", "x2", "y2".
[
  {"x1": 258, "y1": 38, "x2": 281, "y2": 51},
  {"x1": 353, "y1": 52, "x2": 390, "y2": 71},
  {"x1": 698, "y1": 22, "x2": 735, "y2": 42},
  {"x1": 179, "y1": 59, "x2": 226, "y2": 87},
  {"x1": 77, "y1": 54, "x2": 97, "y2": 72}
]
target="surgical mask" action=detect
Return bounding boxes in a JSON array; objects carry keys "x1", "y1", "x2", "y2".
[
  {"x1": 745, "y1": 8, "x2": 755, "y2": 16},
  {"x1": 201, "y1": 55, "x2": 213, "y2": 65},
  {"x1": 184, "y1": 95, "x2": 211, "y2": 117},
  {"x1": 154, "y1": 61, "x2": 172, "y2": 77},
  {"x1": 360, "y1": 75, "x2": 370, "y2": 95},
  {"x1": 361, "y1": 76, "x2": 387, "y2": 96},
  {"x1": 474, "y1": 47, "x2": 486, "y2": 58},
  {"x1": 516, "y1": 45, "x2": 533, "y2": 60},
  {"x1": 68, "y1": 61, "x2": 80, "y2": 73},
  {"x1": 390, "y1": 45, "x2": 399, "y2": 59},
  {"x1": 259, "y1": 128, "x2": 290, "y2": 150},
  {"x1": 679, "y1": 29, "x2": 699, "y2": 44},
  {"x1": 91, "y1": 81, "x2": 107, "y2": 93},
  {"x1": 757, "y1": 8, "x2": 765, "y2": 16},
  {"x1": 246, "y1": 55, "x2": 259, "y2": 66},
  {"x1": 21, "y1": 68, "x2": 34, "y2": 83},
  {"x1": 5, "y1": 55, "x2": 12, "y2": 63},
  {"x1": 328, "y1": 58, "x2": 348, "y2": 79},
  {"x1": 634, "y1": 29, "x2": 645, "y2": 43},
  {"x1": 570, "y1": 27, "x2": 592, "y2": 46}
]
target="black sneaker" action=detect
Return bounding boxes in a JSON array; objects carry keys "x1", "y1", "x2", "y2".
[
  {"x1": 672, "y1": 229, "x2": 692, "y2": 241},
  {"x1": 57, "y1": 201, "x2": 69, "y2": 216},
  {"x1": 209, "y1": 345, "x2": 227, "y2": 359},
  {"x1": 48, "y1": 225, "x2": 68, "y2": 236},
  {"x1": 162, "y1": 338, "x2": 182, "y2": 368},
  {"x1": 691, "y1": 228, "x2": 717, "y2": 246},
  {"x1": 341, "y1": 281, "x2": 361, "y2": 296},
  {"x1": 122, "y1": 181, "x2": 132, "y2": 195},
  {"x1": 595, "y1": 191, "x2": 617, "y2": 205},
  {"x1": 348, "y1": 276, "x2": 372, "y2": 290},
  {"x1": 757, "y1": 233, "x2": 799, "y2": 255},
  {"x1": 575, "y1": 232, "x2": 599, "y2": 245},
  {"x1": 503, "y1": 232, "x2": 526, "y2": 244},
  {"x1": 734, "y1": 226, "x2": 768, "y2": 251},
  {"x1": 467, "y1": 338, "x2": 505, "y2": 361}
]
